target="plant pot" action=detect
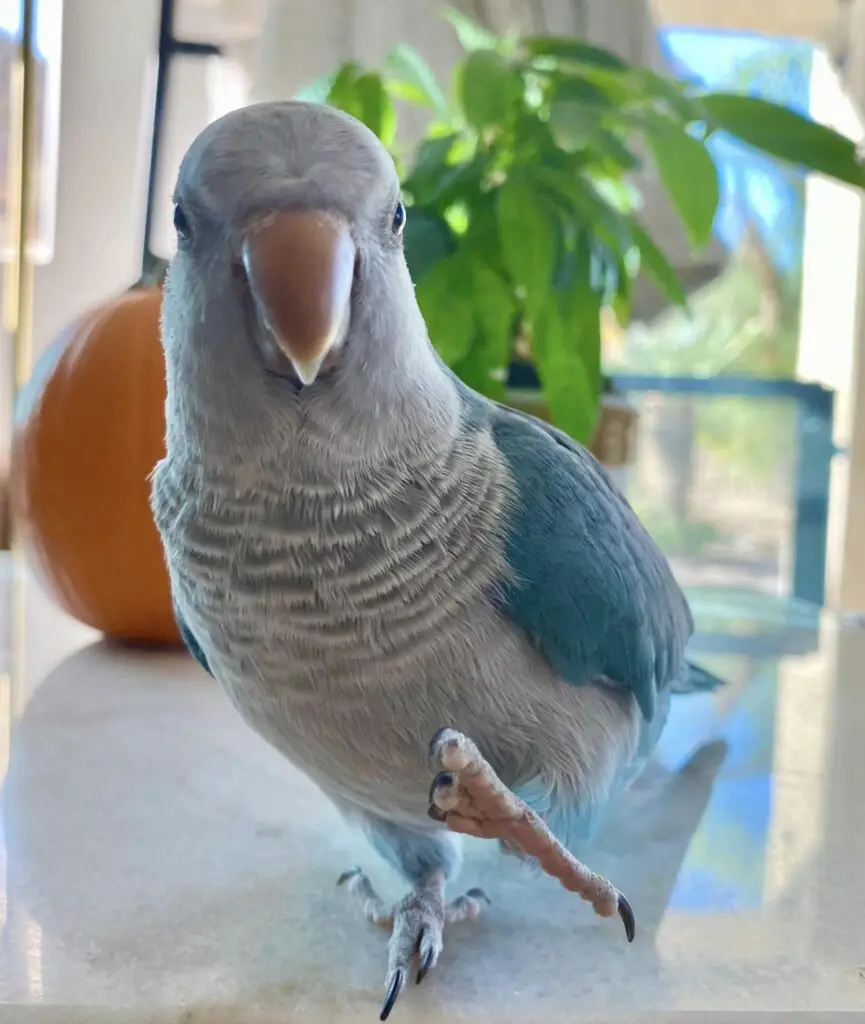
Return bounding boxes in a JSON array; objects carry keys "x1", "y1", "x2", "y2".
[{"x1": 503, "y1": 390, "x2": 639, "y2": 495}]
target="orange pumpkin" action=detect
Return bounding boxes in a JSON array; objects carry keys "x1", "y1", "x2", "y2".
[{"x1": 11, "y1": 287, "x2": 180, "y2": 645}]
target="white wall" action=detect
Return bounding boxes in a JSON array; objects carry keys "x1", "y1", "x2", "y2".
[
  {"x1": 798, "y1": 25, "x2": 865, "y2": 613},
  {"x1": 31, "y1": 0, "x2": 159, "y2": 356}
]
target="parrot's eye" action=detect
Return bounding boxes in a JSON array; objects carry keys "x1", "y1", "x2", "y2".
[
  {"x1": 391, "y1": 201, "x2": 406, "y2": 237},
  {"x1": 173, "y1": 203, "x2": 191, "y2": 242}
]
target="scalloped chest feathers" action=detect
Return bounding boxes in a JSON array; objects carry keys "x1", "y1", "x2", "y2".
[{"x1": 152, "y1": 428, "x2": 527, "y2": 816}]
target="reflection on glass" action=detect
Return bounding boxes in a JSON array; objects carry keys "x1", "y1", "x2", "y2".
[
  {"x1": 626, "y1": 394, "x2": 797, "y2": 599},
  {"x1": 665, "y1": 663, "x2": 779, "y2": 913}
]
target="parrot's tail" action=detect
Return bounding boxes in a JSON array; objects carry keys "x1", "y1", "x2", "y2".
[{"x1": 672, "y1": 660, "x2": 726, "y2": 694}]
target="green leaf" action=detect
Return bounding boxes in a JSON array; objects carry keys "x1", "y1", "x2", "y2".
[
  {"x1": 495, "y1": 174, "x2": 557, "y2": 316},
  {"x1": 354, "y1": 72, "x2": 397, "y2": 146},
  {"x1": 441, "y1": 158, "x2": 490, "y2": 208},
  {"x1": 626, "y1": 68, "x2": 701, "y2": 121},
  {"x1": 611, "y1": 259, "x2": 632, "y2": 324},
  {"x1": 642, "y1": 121, "x2": 719, "y2": 247},
  {"x1": 524, "y1": 36, "x2": 628, "y2": 71},
  {"x1": 385, "y1": 44, "x2": 447, "y2": 114},
  {"x1": 548, "y1": 103, "x2": 601, "y2": 153},
  {"x1": 589, "y1": 241, "x2": 621, "y2": 305},
  {"x1": 326, "y1": 62, "x2": 361, "y2": 115},
  {"x1": 444, "y1": 7, "x2": 500, "y2": 53},
  {"x1": 561, "y1": 282, "x2": 602, "y2": 394},
  {"x1": 531, "y1": 166, "x2": 635, "y2": 259},
  {"x1": 404, "y1": 133, "x2": 459, "y2": 201},
  {"x1": 449, "y1": 259, "x2": 516, "y2": 400},
  {"x1": 473, "y1": 260, "x2": 516, "y2": 366},
  {"x1": 415, "y1": 254, "x2": 476, "y2": 364},
  {"x1": 403, "y1": 209, "x2": 457, "y2": 281},
  {"x1": 444, "y1": 202, "x2": 469, "y2": 234},
  {"x1": 548, "y1": 79, "x2": 611, "y2": 152},
  {"x1": 593, "y1": 175, "x2": 641, "y2": 213},
  {"x1": 550, "y1": 75, "x2": 614, "y2": 110},
  {"x1": 461, "y1": 198, "x2": 509, "y2": 280},
  {"x1": 458, "y1": 50, "x2": 523, "y2": 130},
  {"x1": 629, "y1": 221, "x2": 688, "y2": 308},
  {"x1": 451, "y1": 342, "x2": 506, "y2": 401},
  {"x1": 543, "y1": 64, "x2": 634, "y2": 107},
  {"x1": 594, "y1": 130, "x2": 643, "y2": 170},
  {"x1": 541, "y1": 61, "x2": 701, "y2": 125},
  {"x1": 701, "y1": 92, "x2": 865, "y2": 188},
  {"x1": 532, "y1": 300, "x2": 599, "y2": 444},
  {"x1": 325, "y1": 65, "x2": 397, "y2": 145},
  {"x1": 404, "y1": 135, "x2": 490, "y2": 211}
]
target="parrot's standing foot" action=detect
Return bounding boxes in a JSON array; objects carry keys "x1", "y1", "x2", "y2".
[
  {"x1": 336, "y1": 866, "x2": 489, "y2": 1020},
  {"x1": 427, "y1": 727, "x2": 636, "y2": 943}
]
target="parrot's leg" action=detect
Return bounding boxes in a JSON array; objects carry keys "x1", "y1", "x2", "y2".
[
  {"x1": 336, "y1": 867, "x2": 489, "y2": 1020},
  {"x1": 427, "y1": 728, "x2": 636, "y2": 943}
]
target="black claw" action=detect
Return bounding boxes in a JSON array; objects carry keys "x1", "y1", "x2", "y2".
[
  {"x1": 380, "y1": 969, "x2": 404, "y2": 1021},
  {"x1": 428, "y1": 771, "x2": 454, "y2": 805},
  {"x1": 427, "y1": 804, "x2": 447, "y2": 822},
  {"x1": 415, "y1": 945, "x2": 436, "y2": 986},
  {"x1": 336, "y1": 867, "x2": 361, "y2": 887},
  {"x1": 617, "y1": 892, "x2": 636, "y2": 943},
  {"x1": 428, "y1": 727, "x2": 453, "y2": 758},
  {"x1": 466, "y1": 887, "x2": 492, "y2": 905}
]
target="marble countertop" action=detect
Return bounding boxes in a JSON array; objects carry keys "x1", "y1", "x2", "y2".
[{"x1": 1, "y1": 553, "x2": 863, "y2": 1022}]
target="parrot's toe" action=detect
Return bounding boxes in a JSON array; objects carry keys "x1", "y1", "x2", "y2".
[
  {"x1": 380, "y1": 887, "x2": 444, "y2": 1019},
  {"x1": 428, "y1": 726, "x2": 473, "y2": 769},
  {"x1": 337, "y1": 866, "x2": 392, "y2": 928},
  {"x1": 380, "y1": 968, "x2": 404, "y2": 1021},
  {"x1": 338, "y1": 864, "x2": 487, "y2": 1019},
  {"x1": 428, "y1": 770, "x2": 461, "y2": 812},
  {"x1": 427, "y1": 727, "x2": 637, "y2": 943}
]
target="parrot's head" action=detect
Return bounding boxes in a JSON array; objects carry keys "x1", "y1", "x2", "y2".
[{"x1": 162, "y1": 101, "x2": 455, "y2": 463}]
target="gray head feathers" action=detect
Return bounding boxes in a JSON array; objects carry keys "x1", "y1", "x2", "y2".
[{"x1": 160, "y1": 102, "x2": 459, "y2": 472}]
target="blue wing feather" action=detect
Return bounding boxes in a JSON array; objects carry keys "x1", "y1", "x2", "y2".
[
  {"x1": 174, "y1": 603, "x2": 214, "y2": 678},
  {"x1": 458, "y1": 384, "x2": 693, "y2": 721}
]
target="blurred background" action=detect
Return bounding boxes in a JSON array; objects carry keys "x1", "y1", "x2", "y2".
[{"x1": 3, "y1": 0, "x2": 865, "y2": 628}]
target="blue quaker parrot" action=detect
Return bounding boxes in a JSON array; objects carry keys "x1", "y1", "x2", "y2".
[{"x1": 152, "y1": 102, "x2": 722, "y2": 1020}]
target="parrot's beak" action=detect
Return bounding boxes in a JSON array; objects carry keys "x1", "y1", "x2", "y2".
[{"x1": 241, "y1": 210, "x2": 356, "y2": 386}]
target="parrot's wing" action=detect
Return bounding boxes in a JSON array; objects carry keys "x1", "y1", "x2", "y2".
[
  {"x1": 174, "y1": 602, "x2": 214, "y2": 678},
  {"x1": 481, "y1": 397, "x2": 693, "y2": 722}
]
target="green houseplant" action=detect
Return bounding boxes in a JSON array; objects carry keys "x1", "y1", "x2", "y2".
[{"x1": 302, "y1": 10, "x2": 865, "y2": 452}]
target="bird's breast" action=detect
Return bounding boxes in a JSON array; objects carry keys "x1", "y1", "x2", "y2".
[
  {"x1": 151, "y1": 433, "x2": 521, "y2": 812},
  {"x1": 152, "y1": 438, "x2": 644, "y2": 827}
]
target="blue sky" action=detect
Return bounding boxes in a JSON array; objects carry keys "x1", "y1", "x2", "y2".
[
  {"x1": 663, "y1": 27, "x2": 810, "y2": 101},
  {"x1": 660, "y1": 27, "x2": 815, "y2": 271}
]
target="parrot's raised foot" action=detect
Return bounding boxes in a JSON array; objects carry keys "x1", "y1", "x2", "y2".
[
  {"x1": 336, "y1": 866, "x2": 489, "y2": 1020},
  {"x1": 427, "y1": 727, "x2": 636, "y2": 943}
]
